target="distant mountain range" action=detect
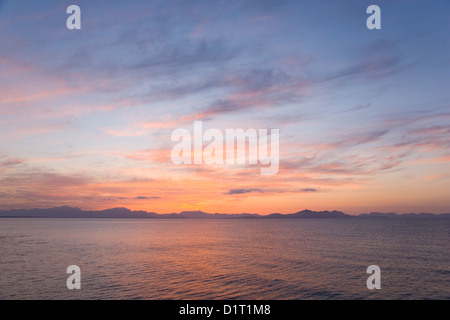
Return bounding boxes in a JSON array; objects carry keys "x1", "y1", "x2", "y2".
[{"x1": 0, "y1": 206, "x2": 449, "y2": 219}]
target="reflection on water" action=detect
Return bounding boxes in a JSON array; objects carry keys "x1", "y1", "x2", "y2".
[{"x1": 0, "y1": 218, "x2": 449, "y2": 299}]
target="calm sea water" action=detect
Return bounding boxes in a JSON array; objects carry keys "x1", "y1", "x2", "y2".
[{"x1": 0, "y1": 218, "x2": 449, "y2": 300}]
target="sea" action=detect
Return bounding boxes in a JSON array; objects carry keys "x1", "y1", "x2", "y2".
[{"x1": 0, "y1": 218, "x2": 449, "y2": 300}]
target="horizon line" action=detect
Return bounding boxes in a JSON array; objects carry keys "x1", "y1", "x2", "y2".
[{"x1": 1, "y1": 206, "x2": 450, "y2": 218}]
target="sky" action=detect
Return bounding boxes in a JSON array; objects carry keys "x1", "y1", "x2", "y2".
[{"x1": 0, "y1": 0, "x2": 449, "y2": 214}]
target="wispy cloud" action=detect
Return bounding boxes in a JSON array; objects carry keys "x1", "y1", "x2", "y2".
[
  {"x1": 135, "y1": 196, "x2": 161, "y2": 200},
  {"x1": 226, "y1": 188, "x2": 264, "y2": 195},
  {"x1": 0, "y1": 157, "x2": 24, "y2": 167}
]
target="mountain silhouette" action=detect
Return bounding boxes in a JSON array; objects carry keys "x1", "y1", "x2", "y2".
[{"x1": 0, "y1": 207, "x2": 449, "y2": 219}]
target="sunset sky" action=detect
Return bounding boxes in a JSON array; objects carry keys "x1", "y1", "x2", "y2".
[{"x1": 0, "y1": 0, "x2": 449, "y2": 214}]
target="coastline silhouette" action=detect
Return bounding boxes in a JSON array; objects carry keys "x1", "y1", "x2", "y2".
[{"x1": 1, "y1": 206, "x2": 449, "y2": 219}]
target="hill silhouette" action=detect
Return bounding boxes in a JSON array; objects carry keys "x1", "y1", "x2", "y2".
[{"x1": 0, "y1": 207, "x2": 449, "y2": 219}]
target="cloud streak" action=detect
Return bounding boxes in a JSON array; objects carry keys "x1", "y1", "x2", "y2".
[{"x1": 226, "y1": 188, "x2": 264, "y2": 195}]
